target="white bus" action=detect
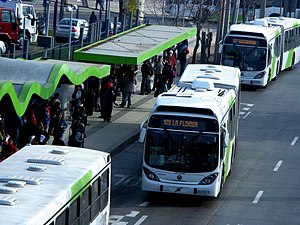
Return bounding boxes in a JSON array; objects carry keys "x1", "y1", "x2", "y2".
[
  {"x1": 221, "y1": 16, "x2": 300, "y2": 87},
  {"x1": 0, "y1": 145, "x2": 111, "y2": 225},
  {"x1": 139, "y1": 64, "x2": 241, "y2": 197}
]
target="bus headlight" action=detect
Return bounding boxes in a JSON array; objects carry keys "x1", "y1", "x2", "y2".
[
  {"x1": 199, "y1": 173, "x2": 219, "y2": 185},
  {"x1": 254, "y1": 71, "x2": 266, "y2": 79},
  {"x1": 143, "y1": 166, "x2": 160, "y2": 181}
]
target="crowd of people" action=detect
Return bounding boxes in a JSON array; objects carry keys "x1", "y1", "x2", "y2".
[{"x1": 0, "y1": 40, "x2": 190, "y2": 162}]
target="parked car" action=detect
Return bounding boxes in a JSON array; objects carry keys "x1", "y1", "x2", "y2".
[
  {"x1": 55, "y1": 18, "x2": 89, "y2": 41},
  {"x1": 101, "y1": 20, "x2": 122, "y2": 37}
]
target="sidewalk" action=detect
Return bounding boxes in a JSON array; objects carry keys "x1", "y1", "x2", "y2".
[{"x1": 81, "y1": 91, "x2": 155, "y2": 157}]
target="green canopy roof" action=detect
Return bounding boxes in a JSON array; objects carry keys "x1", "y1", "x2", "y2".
[
  {"x1": 74, "y1": 24, "x2": 197, "y2": 65},
  {"x1": 0, "y1": 57, "x2": 110, "y2": 116}
]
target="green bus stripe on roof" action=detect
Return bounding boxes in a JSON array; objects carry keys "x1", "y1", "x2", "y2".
[{"x1": 71, "y1": 170, "x2": 93, "y2": 199}]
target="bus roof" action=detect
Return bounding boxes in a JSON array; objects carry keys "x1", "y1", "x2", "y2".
[
  {"x1": 265, "y1": 16, "x2": 300, "y2": 30},
  {"x1": 229, "y1": 22, "x2": 280, "y2": 41},
  {"x1": 155, "y1": 65, "x2": 240, "y2": 122},
  {"x1": 179, "y1": 64, "x2": 240, "y2": 90},
  {"x1": 228, "y1": 17, "x2": 300, "y2": 41},
  {"x1": 0, "y1": 145, "x2": 110, "y2": 225}
]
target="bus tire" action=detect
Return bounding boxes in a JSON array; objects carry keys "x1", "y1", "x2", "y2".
[
  {"x1": 228, "y1": 146, "x2": 235, "y2": 176},
  {"x1": 217, "y1": 168, "x2": 225, "y2": 197},
  {"x1": 288, "y1": 55, "x2": 295, "y2": 71}
]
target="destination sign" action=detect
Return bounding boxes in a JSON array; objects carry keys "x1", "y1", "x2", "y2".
[
  {"x1": 232, "y1": 38, "x2": 257, "y2": 45},
  {"x1": 148, "y1": 115, "x2": 219, "y2": 132},
  {"x1": 162, "y1": 119, "x2": 199, "y2": 128},
  {"x1": 225, "y1": 36, "x2": 267, "y2": 47}
]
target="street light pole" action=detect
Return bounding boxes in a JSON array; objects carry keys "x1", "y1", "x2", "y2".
[
  {"x1": 66, "y1": 4, "x2": 78, "y2": 61},
  {"x1": 68, "y1": 9, "x2": 73, "y2": 61}
]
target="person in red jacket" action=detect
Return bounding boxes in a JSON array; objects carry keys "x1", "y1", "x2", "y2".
[{"x1": 1, "y1": 137, "x2": 18, "y2": 161}]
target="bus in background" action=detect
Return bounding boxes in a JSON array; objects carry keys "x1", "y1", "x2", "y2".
[
  {"x1": 220, "y1": 16, "x2": 300, "y2": 88},
  {"x1": 0, "y1": 145, "x2": 111, "y2": 225},
  {"x1": 139, "y1": 64, "x2": 241, "y2": 198}
]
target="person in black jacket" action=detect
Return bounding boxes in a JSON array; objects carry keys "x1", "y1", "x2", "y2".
[{"x1": 140, "y1": 60, "x2": 153, "y2": 95}]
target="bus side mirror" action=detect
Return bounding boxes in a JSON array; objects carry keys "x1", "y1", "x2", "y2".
[{"x1": 138, "y1": 120, "x2": 148, "y2": 143}]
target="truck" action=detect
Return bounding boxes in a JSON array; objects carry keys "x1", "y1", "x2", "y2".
[
  {"x1": 0, "y1": 7, "x2": 19, "y2": 54},
  {"x1": 0, "y1": 0, "x2": 38, "y2": 49}
]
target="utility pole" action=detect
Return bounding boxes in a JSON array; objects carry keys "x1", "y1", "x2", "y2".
[
  {"x1": 223, "y1": 0, "x2": 231, "y2": 39},
  {"x1": 231, "y1": 0, "x2": 240, "y2": 24},
  {"x1": 259, "y1": 0, "x2": 266, "y2": 18},
  {"x1": 283, "y1": 0, "x2": 289, "y2": 17},
  {"x1": 214, "y1": 0, "x2": 224, "y2": 64}
]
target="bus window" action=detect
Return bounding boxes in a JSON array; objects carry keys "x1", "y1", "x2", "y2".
[
  {"x1": 55, "y1": 209, "x2": 67, "y2": 225},
  {"x1": 91, "y1": 178, "x2": 100, "y2": 222},
  {"x1": 100, "y1": 170, "x2": 109, "y2": 211},
  {"x1": 69, "y1": 198, "x2": 80, "y2": 225}
]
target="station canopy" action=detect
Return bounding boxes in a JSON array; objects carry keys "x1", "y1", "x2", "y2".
[
  {"x1": 0, "y1": 57, "x2": 110, "y2": 116},
  {"x1": 74, "y1": 24, "x2": 197, "y2": 65}
]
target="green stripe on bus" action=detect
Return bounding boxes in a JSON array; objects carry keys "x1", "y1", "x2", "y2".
[
  {"x1": 224, "y1": 139, "x2": 231, "y2": 182},
  {"x1": 293, "y1": 22, "x2": 299, "y2": 28},
  {"x1": 285, "y1": 49, "x2": 294, "y2": 69},
  {"x1": 271, "y1": 52, "x2": 276, "y2": 80},
  {"x1": 228, "y1": 95, "x2": 234, "y2": 107},
  {"x1": 71, "y1": 170, "x2": 93, "y2": 198},
  {"x1": 275, "y1": 29, "x2": 280, "y2": 37}
]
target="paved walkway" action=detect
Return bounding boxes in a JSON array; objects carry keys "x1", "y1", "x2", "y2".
[{"x1": 80, "y1": 89, "x2": 155, "y2": 157}]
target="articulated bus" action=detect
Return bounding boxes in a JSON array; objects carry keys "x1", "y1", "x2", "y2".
[
  {"x1": 139, "y1": 64, "x2": 241, "y2": 197},
  {"x1": 0, "y1": 145, "x2": 111, "y2": 225},
  {"x1": 221, "y1": 16, "x2": 300, "y2": 87}
]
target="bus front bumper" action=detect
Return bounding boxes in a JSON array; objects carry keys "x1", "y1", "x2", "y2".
[
  {"x1": 142, "y1": 179, "x2": 218, "y2": 197},
  {"x1": 241, "y1": 71, "x2": 267, "y2": 87}
]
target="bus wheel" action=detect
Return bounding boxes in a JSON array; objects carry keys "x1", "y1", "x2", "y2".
[
  {"x1": 288, "y1": 55, "x2": 295, "y2": 71},
  {"x1": 262, "y1": 71, "x2": 271, "y2": 89},
  {"x1": 272, "y1": 67, "x2": 277, "y2": 81},
  {"x1": 217, "y1": 169, "x2": 225, "y2": 197},
  {"x1": 228, "y1": 146, "x2": 235, "y2": 176}
]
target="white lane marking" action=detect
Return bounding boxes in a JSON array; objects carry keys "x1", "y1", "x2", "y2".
[
  {"x1": 241, "y1": 103, "x2": 254, "y2": 107},
  {"x1": 114, "y1": 174, "x2": 130, "y2": 186},
  {"x1": 239, "y1": 112, "x2": 245, "y2": 115},
  {"x1": 134, "y1": 215, "x2": 148, "y2": 225},
  {"x1": 243, "y1": 111, "x2": 251, "y2": 119},
  {"x1": 126, "y1": 211, "x2": 139, "y2": 217},
  {"x1": 253, "y1": 190, "x2": 264, "y2": 204},
  {"x1": 139, "y1": 201, "x2": 150, "y2": 207},
  {"x1": 273, "y1": 160, "x2": 283, "y2": 172},
  {"x1": 243, "y1": 107, "x2": 250, "y2": 111},
  {"x1": 291, "y1": 137, "x2": 299, "y2": 146},
  {"x1": 109, "y1": 215, "x2": 128, "y2": 225}
]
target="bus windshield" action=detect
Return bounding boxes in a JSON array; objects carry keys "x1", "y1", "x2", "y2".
[
  {"x1": 145, "y1": 129, "x2": 219, "y2": 173},
  {"x1": 222, "y1": 45, "x2": 267, "y2": 71}
]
